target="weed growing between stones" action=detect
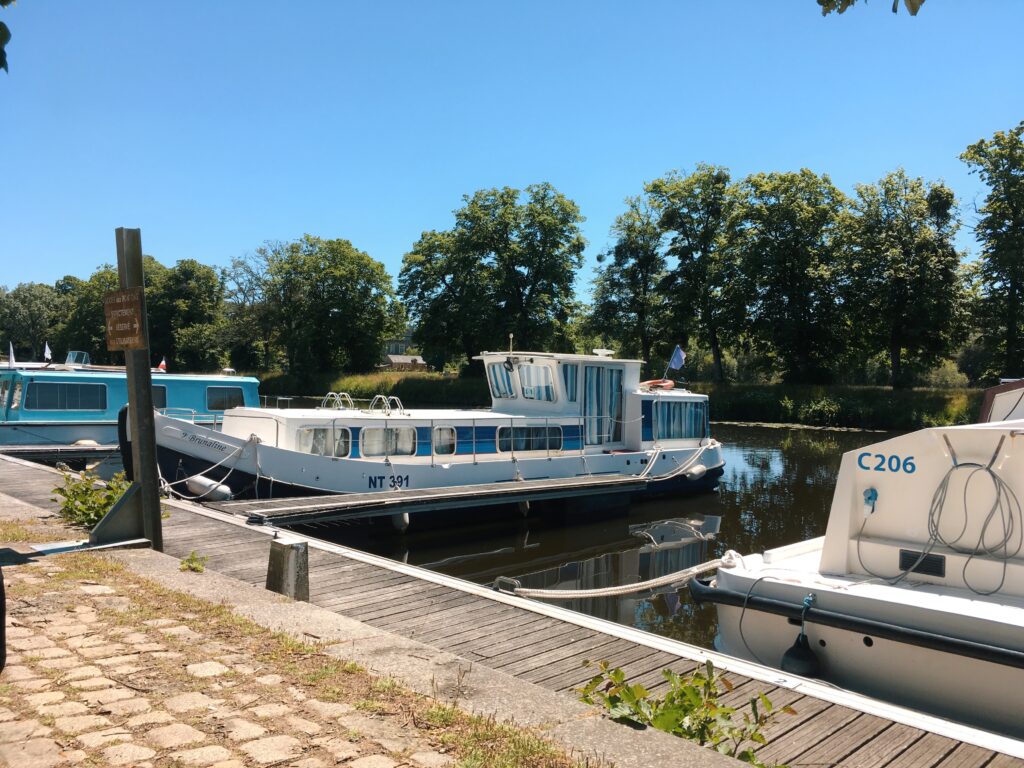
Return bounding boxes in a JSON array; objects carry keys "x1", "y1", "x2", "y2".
[
  {"x1": 178, "y1": 551, "x2": 208, "y2": 573},
  {"x1": 579, "y1": 659, "x2": 795, "y2": 767}
]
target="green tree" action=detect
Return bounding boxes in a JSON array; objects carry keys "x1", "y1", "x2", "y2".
[
  {"x1": 224, "y1": 251, "x2": 278, "y2": 371},
  {"x1": 0, "y1": 0, "x2": 13, "y2": 74},
  {"x1": 262, "y1": 235, "x2": 401, "y2": 375},
  {"x1": 590, "y1": 196, "x2": 667, "y2": 376},
  {"x1": 55, "y1": 266, "x2": 121, "y2": 364},
  {"x1": 733, "y1": 169, "x2": 849, "y2": 384},
  {"x1": 400, "y1": 184, "x2": 585, "y2": 371},
  {"x1": 147, "y1": 258, "x2": 226, "y2": 371},
  {"x1": 843, "y1": 170, "x2": 967, "y2": 388},
  {"x1": 646, "y1": 165, "x2": 744, "y2": 382},
  {"x1": 0, "y1": 282, "x2": 60, "y2": 359},
  {"x1": 818, "y1": 0, "x2": 924, "y2": 15},
  {"x1": 961, "y1": 122, "x2": 1024, "y2": 377}
]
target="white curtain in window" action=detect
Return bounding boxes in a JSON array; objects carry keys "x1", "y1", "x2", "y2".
[
  {"x1": 488, "y1": 364, "x2": 514, "y2": 398},
  {"x1": 584, "y1": 366, "x2": 603, "y2": 445},
  {"x1": 607, "y1": 369, "x2": 623, "y2": 442},
  {"x1": 561, "y1": 364, "x2": 578, "y2": 402}
]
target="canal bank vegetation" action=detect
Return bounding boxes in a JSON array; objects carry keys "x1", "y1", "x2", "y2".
[
  {"x1": 2, "y1": 123, "x2": 1021, "y2": 420},
  {"x1": 579, "y1": 659, "x2": 792, "y2": 767}
]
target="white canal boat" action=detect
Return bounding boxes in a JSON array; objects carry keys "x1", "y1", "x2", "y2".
[
  {"x1": 690, "y1": 389, "x2": 1024, "y2": 739},
  {"x1": 144, "y1": 349, "x2": 724, "y2": 509}
]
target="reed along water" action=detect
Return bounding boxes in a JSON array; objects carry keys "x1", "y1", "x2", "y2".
[{"x1": 310, "y1": 424, "x2": 894, "y2": 650}]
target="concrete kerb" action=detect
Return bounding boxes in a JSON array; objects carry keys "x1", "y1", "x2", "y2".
[{"x1": 111, "y1": 548, "x2": 739, "y2": 768}]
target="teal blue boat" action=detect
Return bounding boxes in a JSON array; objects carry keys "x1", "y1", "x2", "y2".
[{"x1": 0, "y1": 355, "x2": 259, "y2": 446}]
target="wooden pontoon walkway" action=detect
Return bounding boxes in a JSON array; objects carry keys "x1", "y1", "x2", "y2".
[
  {"x1": 205, "y1": 473, "x2": 646, "y2": 525},
  {"x1": 2, "y1": 454, "x2": 1022, "y2": 768}
]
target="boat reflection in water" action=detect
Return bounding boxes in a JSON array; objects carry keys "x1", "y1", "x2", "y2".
[
  {"x1": 301, "y1": 425, "x2": 881, "y2": 650},
  {"x1": 307, "y1": 500, "x2": 722, "y2": 647}
]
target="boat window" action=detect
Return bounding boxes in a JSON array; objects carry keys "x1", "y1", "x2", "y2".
[
  {"x1": 518, "y1": 364, "x2": 555, "y2": 401},
  {"x1": 497, "y1": 426, "x2": 562, "y2": 452},
  {"x1": 487, "y1": 363, "x2": 515, "y2": 399},
  {"x1": 297, "y1": 426, "x2": 351, "y2": 457},
  {"x1": 433, "y1": 426, "x2": 456, "y2": 455},
  {"x1": 207, "y1": 386, "x2": 244, "y2": 411},
  {"x1": 0, "y1": 378, "x2": 8, "y2": 409},
  {"x1": 584, "y1": 366, "x2": 623, "y2": 444},
  {"x1": 9, "y1": 381, "x2": 21, "y2": 410},
  {"x1": 152, "y1": 385, "x2": 167, "y2": 410},
  {"x1": 654, "y1": 400, "x2": 708, "y2": 440},
  {"x1": 24, "y1": 382, "x2": 107, "y2": 411},
  {"x1": 361, "y1": 427, "x2": 416, "y2": 457},
  {"x1": 561, "y1": 363, "x2": 578, "y2": 402}
]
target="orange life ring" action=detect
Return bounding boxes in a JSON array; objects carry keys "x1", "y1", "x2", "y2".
[{"x1": 640, "y1": 379, "x2": 675, "y2": 390}]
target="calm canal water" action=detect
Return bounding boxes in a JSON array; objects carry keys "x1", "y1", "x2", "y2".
[{"x1": 311, "y1": 423, "x2": 896, "y2": 649}]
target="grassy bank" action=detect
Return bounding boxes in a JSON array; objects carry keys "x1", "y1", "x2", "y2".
[
  {"x1": 688, "y1": 383, "x2": 983, "y2": 430},
  {"x1": 251, "y1": 371, "x2": 983, "y2": 430},
  {"x1": 256, "y1": 370, "x2": 491, "y2": 408}
]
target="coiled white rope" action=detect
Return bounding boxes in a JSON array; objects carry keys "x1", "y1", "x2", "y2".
[{"x1": 497, "y1": 550, "x2": 741, "y2": 600}]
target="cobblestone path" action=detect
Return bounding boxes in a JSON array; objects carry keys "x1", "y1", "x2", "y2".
[{"x1": 0, "y1": 556, "x2": 456, "y2": 768}]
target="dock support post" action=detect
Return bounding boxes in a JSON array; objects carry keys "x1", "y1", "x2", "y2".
[
  {"x1": 266, "y1": 539, "x2": 309, "y2": 602},
  {"x1": 89, "y1": 228, "x2": 163, "y2": 551}
]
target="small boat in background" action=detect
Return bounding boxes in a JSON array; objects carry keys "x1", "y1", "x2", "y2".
[
  {"x1": 144, "y1": 349, "x2": 724, "y2": 506},
  {"x1": 0, "y1": 351, "x2": 259, "y2": 446},
  {"x1": 691, "y1": 384, "x2": 1024, "y2": 738}
]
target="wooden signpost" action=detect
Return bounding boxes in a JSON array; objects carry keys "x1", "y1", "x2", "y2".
[{"x1": 89, "y1": 228, "x2": 163, "y2": 551}]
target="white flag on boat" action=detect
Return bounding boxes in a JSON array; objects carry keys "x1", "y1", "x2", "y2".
[
  {"x1": 7, "y1": 341, "x2": 13, "y2": 369},
  {"x1": 44, "y1": 342, "x2": 52, "y2": 361}
]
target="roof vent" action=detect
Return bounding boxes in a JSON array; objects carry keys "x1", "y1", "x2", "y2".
[{"x1": 593, "y1": 348, "x2": 615, "y2": 358}]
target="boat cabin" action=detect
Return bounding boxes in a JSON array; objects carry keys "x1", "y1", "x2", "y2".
[{"x1": 217, "y1": 350, "x2": 709, "y2": 462}]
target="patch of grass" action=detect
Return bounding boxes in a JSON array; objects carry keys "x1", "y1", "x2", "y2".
[
  {"x1": 370, "y1": 677, "x2": 402, "y2": 696},
  {"x1": 179, "y1": 550, "x2": 208, "y2": 573}
]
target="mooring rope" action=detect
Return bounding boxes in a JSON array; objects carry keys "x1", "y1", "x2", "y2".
[{"x1": 495, "y1": 550, "x2": 741, "y2": 600}]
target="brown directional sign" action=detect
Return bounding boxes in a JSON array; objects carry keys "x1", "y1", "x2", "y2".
[{"x1": 103, "y1": 287, "x2": 147, "y2": 351}]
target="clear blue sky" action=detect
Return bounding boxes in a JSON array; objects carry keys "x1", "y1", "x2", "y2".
[{"x1": 2, "y1": 1, "x2": 1021, "y2": 296}]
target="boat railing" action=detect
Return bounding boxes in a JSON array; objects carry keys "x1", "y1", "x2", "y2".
[
  {"x1": 367, "y1": 394, "x2": 392, "y2": 415},
  {"x1": 160, "y1": 407, "x2": 200, "y2": 424},
  {"x1": 319, "y1": 392, "x2": 355, "y2": 410}
]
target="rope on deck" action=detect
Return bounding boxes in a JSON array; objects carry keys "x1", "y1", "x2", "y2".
[{"x1": 494, "y1": 550, "x2": 741, "y2": 600}]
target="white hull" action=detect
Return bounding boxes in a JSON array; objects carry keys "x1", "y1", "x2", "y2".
[
  {"x1": 154, "y1": 412, "x2": 724, "y2": 496},
  {"x1": 695, "y1": 418, "x2": 1024, "y2": 740},
  {"x1": 712, "y1": 541, "x2": 1024, "y2": 738}
]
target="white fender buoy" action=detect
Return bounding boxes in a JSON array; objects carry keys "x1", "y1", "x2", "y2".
[
  {"x1": 185, "y1": 475, "x2": 233, "y2": 501},
  {"x1": 685, "y1": 464, "x2": 707, "y2": 481},
  {"x1": 391, "y1": 512, "x2": 410, "y2": 533}
]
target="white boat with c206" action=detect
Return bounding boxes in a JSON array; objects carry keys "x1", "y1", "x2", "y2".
[{"x1": 690, "y1": 401, "x2": 1024, "y2": 739}]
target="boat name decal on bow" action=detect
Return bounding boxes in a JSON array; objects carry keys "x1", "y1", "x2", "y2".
[
  {"x1": 857, "y1": 452, "x2": 916, "y2": 473},
  {"x1": 183, "y1": 432, "x2": 230, "y2": 453}
]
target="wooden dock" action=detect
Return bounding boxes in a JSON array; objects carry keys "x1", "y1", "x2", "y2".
[
  {"x1": 0, "y1": 443, "x2": 119, "y2": 462},
  {"x1": 205, "y1": 473, "x2": 646, "y2": 525},
  {"x1": 2, "y1": 454, "x2": 1022, "y2": 767}
]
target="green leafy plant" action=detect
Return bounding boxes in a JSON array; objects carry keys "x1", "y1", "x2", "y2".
[
  {"x1": 52, "y1": 470, "x2": 131, "y2": 530},
  {"x1": 180, "y1": 550, "x2": 208, "y2": 573},
  {"x1": 578, "y1": 660, "x2": 794, "y2": 766}
]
